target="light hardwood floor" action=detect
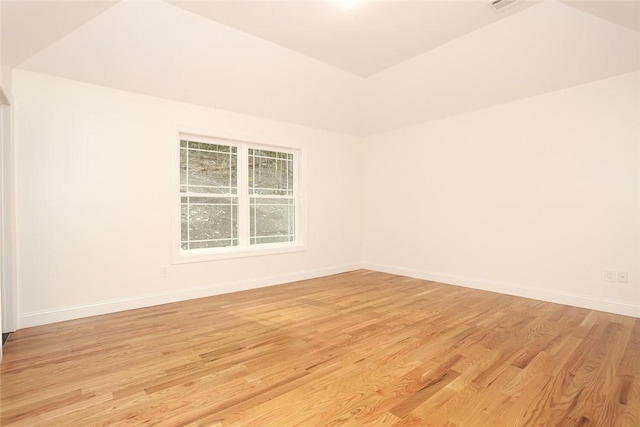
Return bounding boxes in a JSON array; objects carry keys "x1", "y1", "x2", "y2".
[{"x1": 1, "y1": 270, "x2": 639, "y2": 426}]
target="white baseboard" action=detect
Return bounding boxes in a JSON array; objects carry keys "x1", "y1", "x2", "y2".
[
  {"x1": 17, "y1": 261, "x2": 640, "y2": 328},
  {"x1": 363, "y1": 262, "x2": 640, "y2": 318},
  {"x1": 17, "y1": 263, "x2": 362, "y2": 328}
]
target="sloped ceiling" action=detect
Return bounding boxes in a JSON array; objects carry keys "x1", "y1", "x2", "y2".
[
  {"x1": 1, "y1": 0, "x2": 639, "y2": 135},
  {"x1": 166, "y1": 0, "x2": 538, "y2": 77},
  {"x1": 1, "y1": 0, "x2": 119, "y2": 68},
  {"x1": 364, "y1": 0, "x2": 640, "y2": 134},
  {"x1": 9, "y1": 0, "x2": 365, "y2": 135},
  {"x1": 563, "y1": 0, "x2": 640, "y2": 32}
]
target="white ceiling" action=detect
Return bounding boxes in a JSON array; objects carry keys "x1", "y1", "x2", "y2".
[
  {"x1": 364, "y1": 0, "x2": 640, "y2": 134},
  {"x1": 166, "y1": 0, "x2": 538, "y2": 77},
  {"x1": 1, "y1": 0, "x2": 639, "y2": 135},
  {"x1": 563, "y1": 0, "x2": 640, "y2": 33},
  {"x1": 3, "y1": 1, "x2": 638, "y2": 75},
  {"x1": 1, "y1": 0, "x2": 119, "y2": 68}
]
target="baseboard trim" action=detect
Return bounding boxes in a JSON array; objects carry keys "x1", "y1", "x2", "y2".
[
  {"x1": 18, "y1": 262, "x2": 639, "y2": 328},
  {"x1": 17, "y1": 263, "x2": 362, "y2": 328},
  {"x1": 363, "y1": 262, "x2": 640, "y2": 318}
]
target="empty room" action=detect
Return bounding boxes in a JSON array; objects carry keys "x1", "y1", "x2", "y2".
[{"x1": 0, "y1": 0, "x2": 639, "y2": 425}]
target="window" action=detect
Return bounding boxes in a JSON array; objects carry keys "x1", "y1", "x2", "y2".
[
  {"x1": 248, "y1": 148, "x2": 296, "y2": 245},
  {"x1": 176, "y1": 133, "x2": 303, "y2": 261}
]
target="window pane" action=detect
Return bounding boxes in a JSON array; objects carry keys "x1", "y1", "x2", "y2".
[
  {"x1": 188, "y1": 141, "x2": 232, "y2": 152},
  {"x1": 180, "y1": 147, "x2": 187, "y2": 190},
  {"x1": 248, "y1": 149, "x2": 294, "y2": 196},
  {"x1": 181, "y1": 202, "x2": 188, "y2": 242},
  {"x1": 184, "y1": 141, "x2": 237, "y2": 194},
  {"x1": 250, "y1": 197, "x2": 295, "y2": 245},
  {"x1": 188, "y1": 240, "x2": 237, "y2": 249},
  {"x1": 181, "y1": 196, "x2": 238, "y2": 249}
]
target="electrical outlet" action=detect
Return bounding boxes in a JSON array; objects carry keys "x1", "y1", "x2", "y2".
[
  {"x1": 604, "y1": 270, "x2": 616, "y2": 282},
  {"x1": 160, "y1": 266, "x2": 169, "y2": 277},
  {"x1": 617, "y1": 271, "x2": 628, "y2": 284}
]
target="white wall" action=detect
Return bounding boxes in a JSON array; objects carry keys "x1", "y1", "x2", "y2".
[
  {"x1": 12, "y1": 70, "x2": 640, "y2": 327},
  {"x1": 0, "y1": 0, "x2": 3, "y2": 352},
  {"x1": 14, "y1": 70, "x2": 363, "y2": 327},
  {"x1": 363, "y1": 72, "x2": 640, "y2": 317}
]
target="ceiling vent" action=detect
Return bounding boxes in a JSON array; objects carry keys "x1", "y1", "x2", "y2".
[{"x1": 488, "y1": 0, "x2": 519, "y2": 12}]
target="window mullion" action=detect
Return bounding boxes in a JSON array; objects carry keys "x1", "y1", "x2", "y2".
[
  {"x1": 238, "y1": 143, "x2": 250, "y2": 247},
  {"x1": 294, "y1": 150, "x2": 301, "y2": 245},
  {"x1": 185, "y1": 146, "x2": 190, "y2": 249}
]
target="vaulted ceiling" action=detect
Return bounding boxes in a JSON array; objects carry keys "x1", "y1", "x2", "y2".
[{"x1": 2, "y1": 0, "x2": 639, "y2": 135}]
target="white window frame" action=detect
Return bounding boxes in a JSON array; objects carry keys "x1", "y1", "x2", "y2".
[{"x1": 172, "y1": 131, "x2": 305, "y2": 264}]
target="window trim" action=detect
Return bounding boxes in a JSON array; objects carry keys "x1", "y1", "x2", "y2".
[{"x1": 172, "y1": 130, "x2": 306, "y2": 264}]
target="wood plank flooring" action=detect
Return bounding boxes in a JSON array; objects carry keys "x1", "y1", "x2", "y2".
[{"x1": 1, "y1": 270, "x2": 639, "y2": 426}]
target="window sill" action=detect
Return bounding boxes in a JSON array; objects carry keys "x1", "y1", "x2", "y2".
[{"x1": 172, "y1": 243, "x2": 306, "y2": 264}]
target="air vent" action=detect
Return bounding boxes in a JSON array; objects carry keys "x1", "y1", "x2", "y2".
[{"x1": 489, "y1": 0, "x2": 518, "y2": 12}]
